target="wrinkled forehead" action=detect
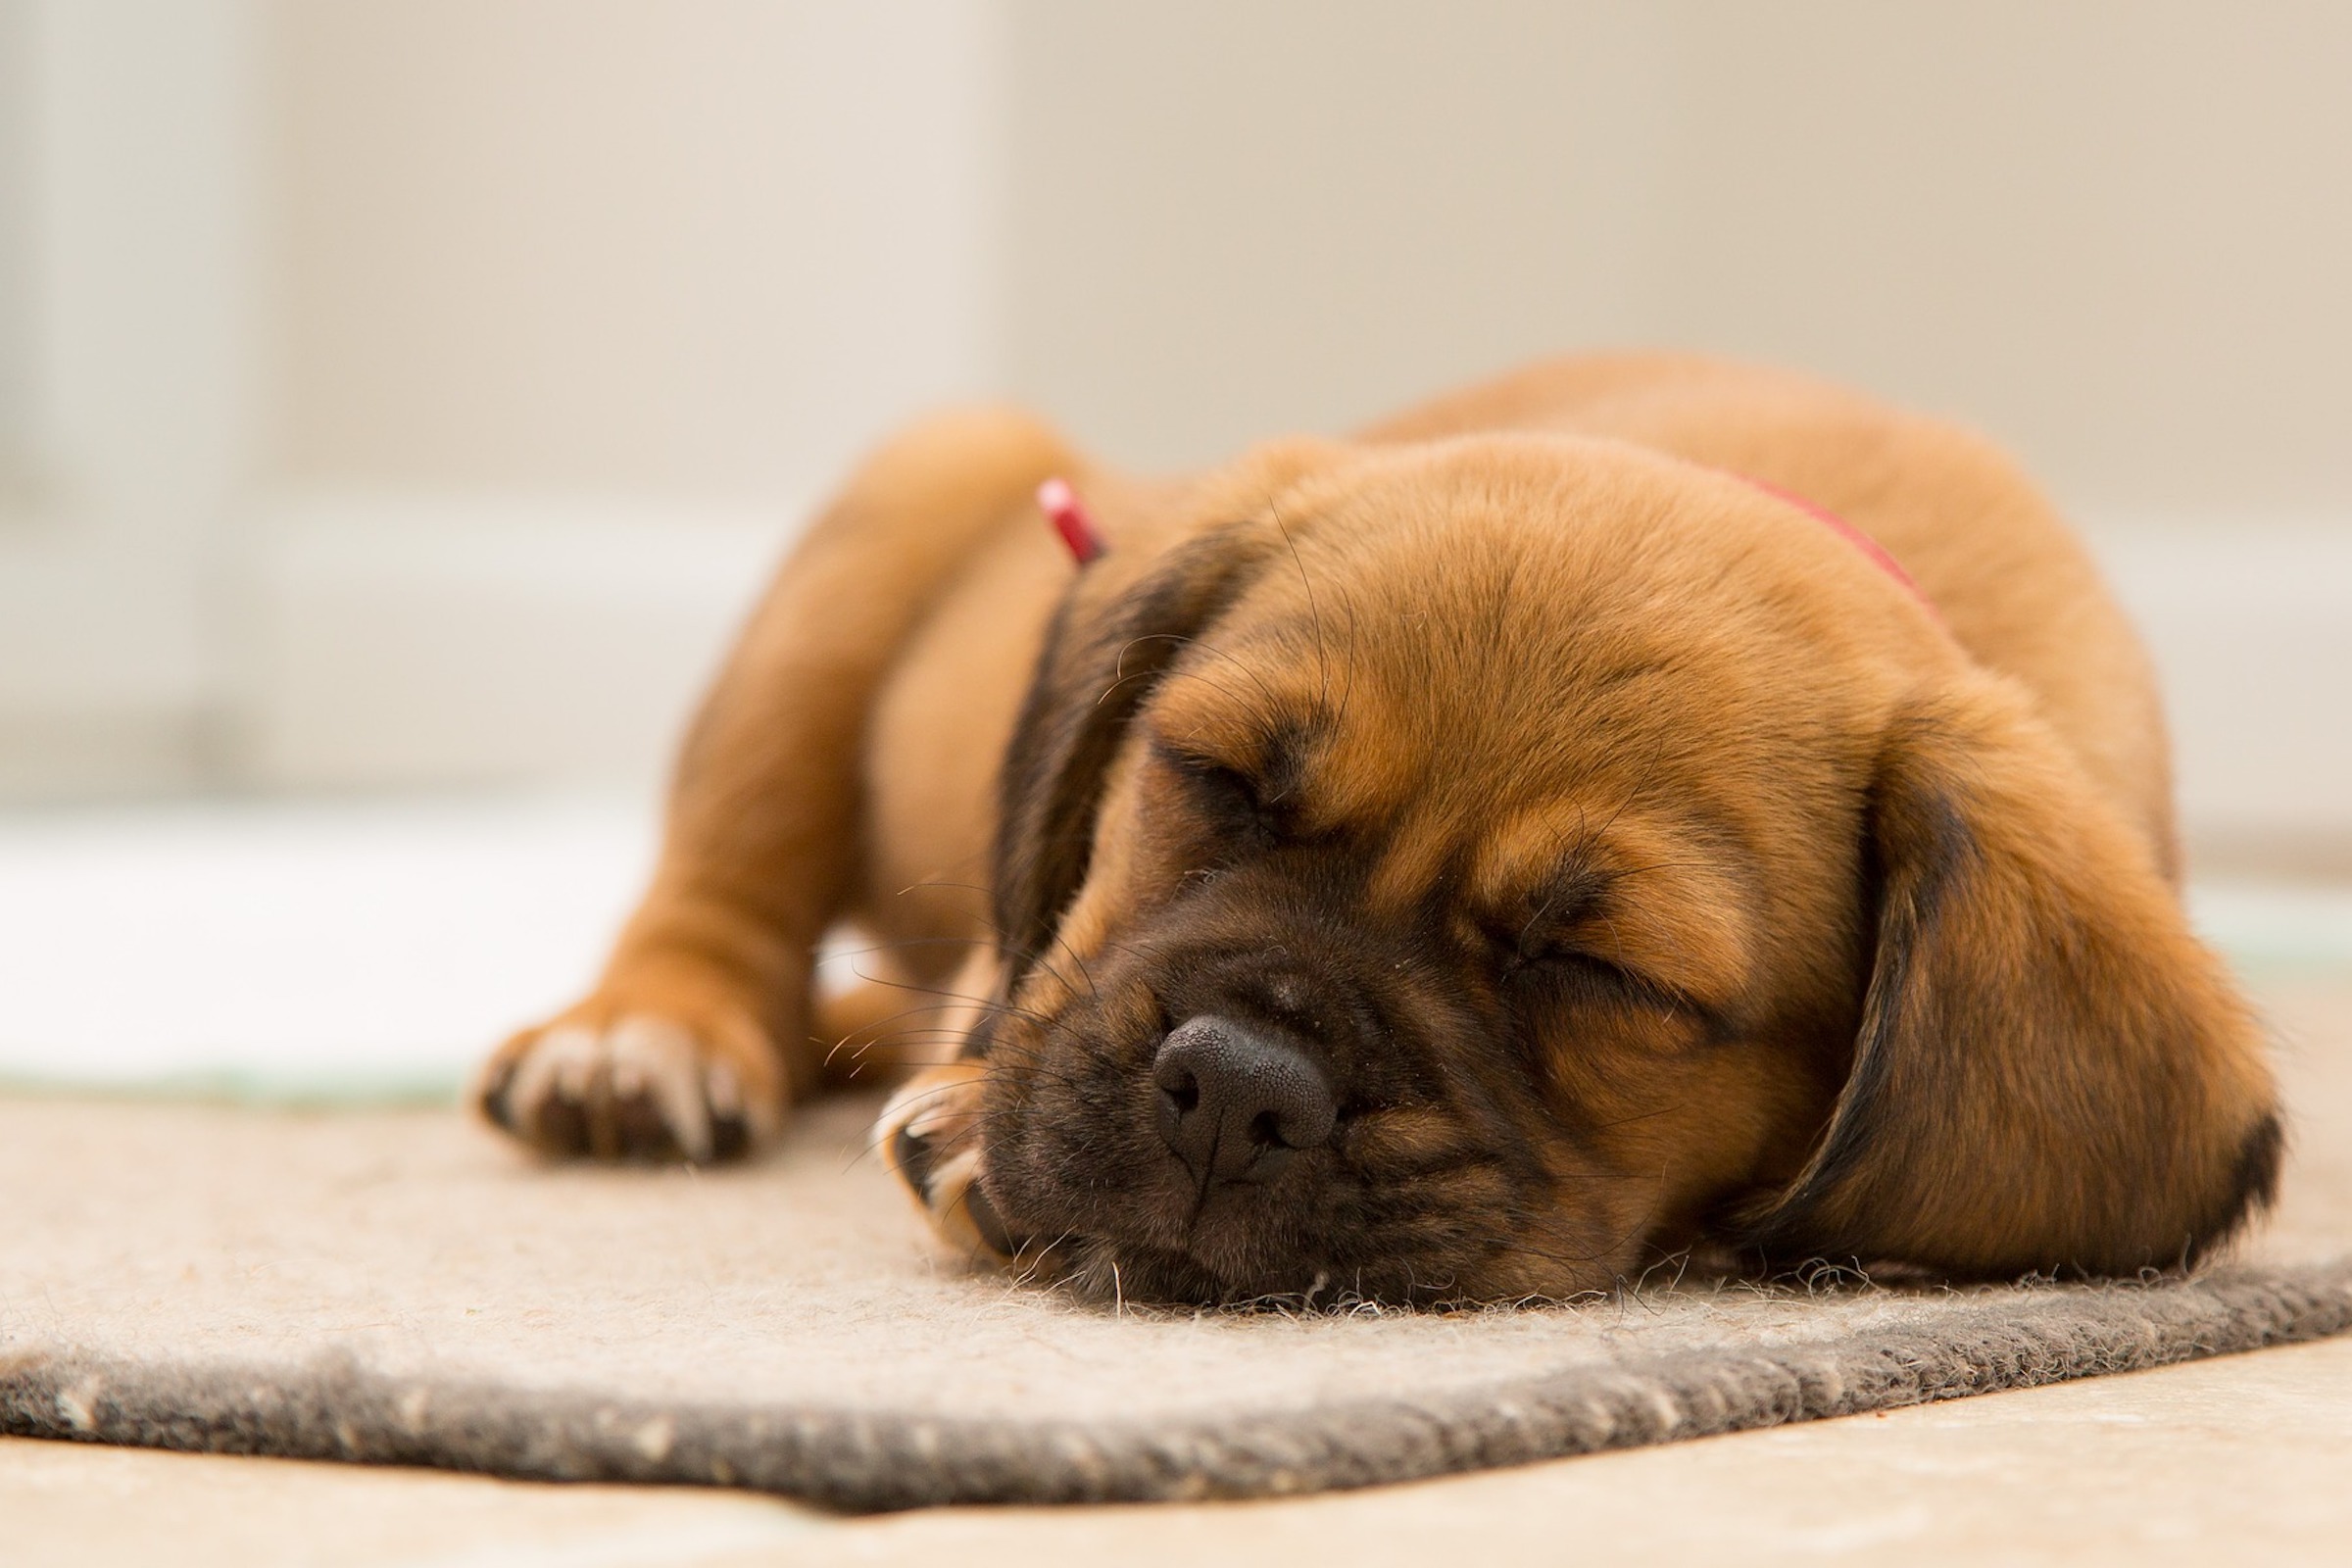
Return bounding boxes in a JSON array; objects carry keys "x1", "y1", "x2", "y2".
[
  {"x1": 1152, "y1": 518, "x2": 1767, "y2": 796},
  {"x1": 1139, "y1": 470, "x2": 1877, "y2": 897}
]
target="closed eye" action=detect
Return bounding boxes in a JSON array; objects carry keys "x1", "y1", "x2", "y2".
[
  {"x1": 1156, "y1": 742, "x2": 1287, "y2": 842},
  {"x1": 1502, "y1": 938, "x2": 1632, "y2": 989},
  {"x1": 1486, "y1": 918, "x2": 1672, "y2": 1008},
  {"x1": 1160, "y1": 744, "x2": 1260, "y2": 806}
]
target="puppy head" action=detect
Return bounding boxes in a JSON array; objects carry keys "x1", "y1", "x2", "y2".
[{"x1": 968, "y1": 436, "x2": 2279, "y2": 1305}]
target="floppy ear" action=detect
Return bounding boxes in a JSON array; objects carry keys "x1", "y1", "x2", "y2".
[
  {"x1": 1745, "y1": 671, "x2": 2281, "y2": 1277},
  {"x1": 992, "y1": 525, "x2": 1277, "y2": 992}
]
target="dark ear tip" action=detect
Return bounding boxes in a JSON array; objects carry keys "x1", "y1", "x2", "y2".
[
  {"x1": 1724, "y1": 1106, "x2": 2292, "y2": 1281},
  {"x1": 2147, "y1": 1108, "x2": 2284, "y2": 1274},
  {"x1": 2155, "y1": 1108, "x2": 2285, "y2": 1273},
  {"x1": 2203, "y1": 1109, "x2": 2287, "y2": 1249}
]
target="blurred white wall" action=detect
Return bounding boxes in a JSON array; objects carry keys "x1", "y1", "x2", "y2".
[
  {"x1": 270, "y1": 0, "x2": 1003, "y2": 500},
  {"x1": 0, "y1": 2, "x2": 29, "y2": 478},
  {"x1": 1004, "y1": 0, "x2": 2352, "y2": 515},
  {"x1": 246, "y1": 0, "x2": 1004, "y2": 787},
  {"x1": 0, "y1": 0, "x2": 2346, "y2": 862},
  {"x1": 0, "y1": 0, "x2": 261, "y2": 792}
]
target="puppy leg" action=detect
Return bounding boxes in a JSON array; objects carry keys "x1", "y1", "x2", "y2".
[{"x1": 477, "y1": 409, "x2": 1073, "y2": 1161}]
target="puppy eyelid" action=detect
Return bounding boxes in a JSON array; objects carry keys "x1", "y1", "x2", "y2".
[
  {"x1": 1159, "y1": 744, "x2": 1261, "y2": 800},
  {"x1": 1536, "y1": 947, "x2": 1634, "y2": 987},
  {"x1": 1541, "y1": 949, "x2": 1706, "y2": 1025},
  {"x1": 1504, "y1": 931, "x2": 1614, "y2": 977},
  {"x1": 1488, "y1": 919, "x2": 1641, "y2": 993},
  {"x1": 1153, "y1": 740, "x2": 1286, "y2": 831}
]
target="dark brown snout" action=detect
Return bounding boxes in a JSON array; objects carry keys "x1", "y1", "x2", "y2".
[{"x1": 1152, "y1": 1015, "x2": 1336, "y2": 1186}]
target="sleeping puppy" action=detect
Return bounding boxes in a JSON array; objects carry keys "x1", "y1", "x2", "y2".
[{"x1": 475, "y1": 354, "x2": 2281, "y2": 1305}]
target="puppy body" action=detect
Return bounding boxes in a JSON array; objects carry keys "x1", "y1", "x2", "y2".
[{"x1": 480, "y1": 354, "x2": 2277, "y2": 1301}]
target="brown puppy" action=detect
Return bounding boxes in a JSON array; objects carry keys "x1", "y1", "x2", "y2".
[{"x1": 476, "y1": 354, "x2": 2281, "y2": 1304}]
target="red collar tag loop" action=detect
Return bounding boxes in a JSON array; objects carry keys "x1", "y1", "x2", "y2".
[{"x1": 1039, "y1": 476, "x2": 1106, "y2": 565}]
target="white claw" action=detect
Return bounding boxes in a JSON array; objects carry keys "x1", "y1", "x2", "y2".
[
  {"x1": 495, "y1": 1017, "x2": 758, "y2": 1160},
  {"x1": 608, "y1": 1014, "x2": 714, "y2": 1162},
  {"x1": 705, "y1": 1059, "x2": 744, "y2": 1118},
  {"x1": 549, "y1": 1028, "x2": 600, "y2": 1100},
  {"x1": 505, "y1": 1025, "x2": 595, "y2": 1132}
]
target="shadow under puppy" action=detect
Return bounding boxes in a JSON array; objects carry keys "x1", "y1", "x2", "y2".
[{"x1": 476, "y1": 354, "x2": 2281, "y2": 1306}]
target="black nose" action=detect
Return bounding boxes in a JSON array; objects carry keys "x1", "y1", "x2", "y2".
[{"x1": 1152, "y1": 1015, "x2": 1337, "y2": 1186}]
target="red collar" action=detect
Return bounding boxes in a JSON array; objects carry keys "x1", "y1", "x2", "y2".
[{"x1": 1729, "y1": 471, "x2": 1940, "y2": 621}]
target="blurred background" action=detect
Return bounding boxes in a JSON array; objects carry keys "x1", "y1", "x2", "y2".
[{"x1": 2, "y1": 0, "x2": 2348, "y2": 1093}]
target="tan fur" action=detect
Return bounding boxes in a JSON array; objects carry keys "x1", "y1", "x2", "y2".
[{"x1": 479, "y1": 355, "x2": 2277, "y2": 1293}]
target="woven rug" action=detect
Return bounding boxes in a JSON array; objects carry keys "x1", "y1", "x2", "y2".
[{"x1": 4, "y1": 981, "x2": 2349, "y2": 1511}]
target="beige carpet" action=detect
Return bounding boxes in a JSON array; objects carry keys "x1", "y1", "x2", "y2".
[{"x1": 3, "y1": 980, "x2": 2349, "y2": 1508}]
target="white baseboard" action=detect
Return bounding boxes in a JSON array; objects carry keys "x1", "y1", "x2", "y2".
[
  {"x1": 0, "y1": 528, "x2": 224, "y2": 799},
  {"x1": 2082, "y1": 521, "x2": 2352, "y2": 856},
  {"x1": 234, "y1": 494, "x2": 801, "y2": 792}
]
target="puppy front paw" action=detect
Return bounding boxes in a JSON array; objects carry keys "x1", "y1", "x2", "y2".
[
  {"x1": 477, "y1": 1000, "x2": 782, "y2": 1164},
  {"x1": 876, "y1": 1062, "x2": 1018, "y2": 1262}
]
